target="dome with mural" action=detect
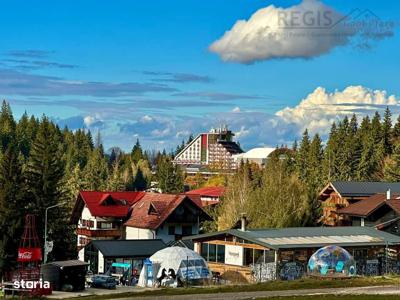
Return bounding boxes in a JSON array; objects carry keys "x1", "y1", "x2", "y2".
[{"x1": 307, "y1": 245, "x2": 356, "y2": 277}]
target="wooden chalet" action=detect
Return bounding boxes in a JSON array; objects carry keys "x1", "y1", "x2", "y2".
[
  {"x1": 318, "y1": 181, "x2": 400, "y2": 226},
  {"x1": 337, "y1": 192, "x2": 400, "y2": 235}
]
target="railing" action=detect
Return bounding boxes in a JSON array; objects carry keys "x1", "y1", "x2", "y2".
[{"x1": 76, "y1": 227, "x2": 121, "y2": 237}]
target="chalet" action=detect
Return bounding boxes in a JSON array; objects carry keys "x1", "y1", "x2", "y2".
[
  {"x1": 186, "y1": 186, "x2": 225, "y2": 207},
  {"x1": 71, "y1": 191, "x2": 146, "y2": 249},
  {"x1": 124, "y1": 193, "x2": 211, "y2": 242},
  {"x1": 337, "y1": 192, "x2": 400, "y2": 235},
  {"x1": 71, "y1": 191, "x2": 211, "y2": 251},
  {"x1": 184, "y1": 224, "x2": 400, "y2": 282},
  {"x1": 318, "y1": 181, "x2": 400, "y2": 226}
]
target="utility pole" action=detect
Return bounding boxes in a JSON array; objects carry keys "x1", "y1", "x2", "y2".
[{"x1": 44, "y1": 202, "x2": 68, "y2": 264}]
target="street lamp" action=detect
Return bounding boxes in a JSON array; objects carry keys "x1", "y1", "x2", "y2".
[{"x1": 44, "y1": 201, "x2": 68, "y2": 264}]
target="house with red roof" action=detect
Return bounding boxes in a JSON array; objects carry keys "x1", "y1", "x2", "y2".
[
  {"x1": 124, "y1": 193, "x2": 211, "y2": 242},
  {"x1": 186, "y1": 186, "x2": 225, "y2": 207},
  {"x1": 337, "y1": 192, "x2": 400, "y2": 235},
  {"x1": 71, "y1": 191, "x2": 211, "y2": 253},
  {"x1": 71, "y1": 191, "x2": 146, "y2": 249}
]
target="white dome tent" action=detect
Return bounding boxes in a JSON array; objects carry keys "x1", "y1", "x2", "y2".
[{"x1": 138, "y1": 246, "x2": 210, "y2": 287}]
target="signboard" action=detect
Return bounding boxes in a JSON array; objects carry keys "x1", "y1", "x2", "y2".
[
  {"x1": 17, "y1": 247, "x2": 42, "y2": 262},
  {"x1": 224, "y1": 245, "x2": 243, "y2": 266}
]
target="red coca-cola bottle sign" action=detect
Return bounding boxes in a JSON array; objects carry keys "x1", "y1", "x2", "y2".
[{"x1": 17, "y1": 248, "x2": 42, "y2": 262}]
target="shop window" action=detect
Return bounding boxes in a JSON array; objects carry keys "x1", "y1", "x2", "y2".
[
  {"x1": 209, "y1": 244, "x2": 216, "y2": 262},
  {"x1": 201, "y1": 243, "x2": 209, "y2": 260},
  {"x1": 244, "y1": 248, "x2": 254, "y2": 266},
  {"x1": 216, "y1": 245, "x2": 225, "y2": 263},
  {"x1": 253, "y1": 249, "x2": 264, "y2": 264}
]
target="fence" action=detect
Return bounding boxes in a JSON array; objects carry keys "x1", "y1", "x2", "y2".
[{"x1": 251, "y1": 255, "x2": 400, "y2": 282}]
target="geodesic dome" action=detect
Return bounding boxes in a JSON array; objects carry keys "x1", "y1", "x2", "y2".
[
  {"x1": 138, "y1": 246, "x2": 210, "y2": 286},
  {"x1": 307, "y1": 245, "x2": 356, "y2": 277}
]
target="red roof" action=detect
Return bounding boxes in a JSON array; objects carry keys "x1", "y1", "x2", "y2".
[
  {"x1": 337, "y1": 193, "x2": 400, "y2": 217},
  {"x1": 124, "y1": 193, "x2": 205, "y2": 230},
  {"x1": 78, "y1": 191, "x2": 146, "y2": 218},
  {"x1": 186, "y1": 186, "x2": 225, "y2": 198}
]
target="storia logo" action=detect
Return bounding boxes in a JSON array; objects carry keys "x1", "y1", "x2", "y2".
[{"x1": 13, "y1": 279, "x2": 50, "y2": 289}]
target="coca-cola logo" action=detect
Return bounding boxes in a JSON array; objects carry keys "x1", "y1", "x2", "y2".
[
  {"x1": 18, "y1": 251, "x2": 33, "y2": 259},
  {"x1": 17, "y1": 247, "x2": 42, "y2": 262}
]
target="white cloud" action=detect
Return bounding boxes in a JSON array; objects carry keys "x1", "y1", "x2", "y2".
[
  {"x1": 65, "y1": 86, "x2": 400, "y2": 152},
  {"x1": 276, "y1": 85, "x2": 399, "y2": 135},
  {"x1": 235, "y1": 126, "x2": 250, "y2": 138},
  {"x1": 83, "y1": 115, "x2": 104, "y2": 127},
  {"x1": 209, "y1": 0, "x2": 393, "y2": 63},
  {"x1": 232, "y1": 106, "x2": 241, "y2": 113},
  {"x1": 140, "y1": 115, "x2": 153, "y2": 123}
]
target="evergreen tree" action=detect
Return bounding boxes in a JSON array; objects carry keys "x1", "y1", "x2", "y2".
[
  {"x1": 393, "y1": 114, "x2": 400, "y2": 141},
  {"x1": 0, "y1": 100, "x2": 16, "y2": 152},
  {"x1": 307, "y1": 134, "x2": 323, "y2": 191},
  {"x1": 384, "y1": 142, "x2": 400, "y2": 182},
  {"x1": 62, "y1": 164, "x2": 86, "y2": 207},
  {"x1": 131, "y1": 139, "x2": 144, "y2": 164},
  {"x1": 107, "y1": 161, "x2": 125, "y2": 191},
  {"x1": 133, "y1": 168, "x2": 147, "y2": 191},
  {"x1": 296, "y1": 129, "x2": 310, "y2": 181},
  {"x1": 83, "y1": 148, "x2": 109, "y2": 190},
  {"x1": 25, "y1": 117, "x2": 72, "y2": 260},
  {"x1": 323, "y1": 122, "x2": 339, "y2": 181},
  {"x1": 382, "y1": 106, "x2": 393, "y2": 155},
  {"x1": 156, "y1": 157, "x2": 184, "y2": 193},
  {"x1": 0, "y1": 142, "x2": 25, "y2": 274}
]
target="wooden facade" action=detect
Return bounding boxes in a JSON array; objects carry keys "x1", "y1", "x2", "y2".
[{"x1": 319, "y1": 183, "x2": 367, "y2": 226}]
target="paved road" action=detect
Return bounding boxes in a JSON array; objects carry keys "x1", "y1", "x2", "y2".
[{"x1": 119, "y1": 285, "x2": 400, "y2": 300}]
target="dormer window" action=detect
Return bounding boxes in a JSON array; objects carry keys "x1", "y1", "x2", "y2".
[
  {"x1": 148, "y1": 202, "x2": 159, "y2": 215},
  {"x1": 99, "y1": 194, "x2": 116, "y2": 206}
]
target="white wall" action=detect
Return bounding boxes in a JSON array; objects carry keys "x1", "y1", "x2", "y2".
[
  {"x1": 78, "y1": 247, "x2": 85, "y2": 261},
  {"x1": 125, "y1": 226, "x2": 155, "y2": 240},
  {"x1": 98, "y1": 251, "x2": 104, "y2": 273},
  {"x1": 194, "y1": 242, "x2": 200, "y2": 253},
  {"x1": 80, "y1": 206, "x2": 97, "y2": 228}
]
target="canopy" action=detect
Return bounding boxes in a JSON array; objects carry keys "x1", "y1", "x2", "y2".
[{"x1": 138, "y1": 247, "x2": 210, "y2": 287}]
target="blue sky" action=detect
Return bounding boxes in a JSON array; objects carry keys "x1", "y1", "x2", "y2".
[{"x1": 0, "y1": 0, "x2": 399, "y2": 151}]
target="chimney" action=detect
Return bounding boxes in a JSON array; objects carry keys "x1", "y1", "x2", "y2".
[
  {"x1": 387, "y1": 189, "x2": 391, "y2": 201},
  {"x1": 240, "y1": 213, "x2": 247, "y2": 231}
]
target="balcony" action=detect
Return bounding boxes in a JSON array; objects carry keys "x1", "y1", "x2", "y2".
[{"x1": 76, "y1": 227, "x2": 121, "y2": 238}]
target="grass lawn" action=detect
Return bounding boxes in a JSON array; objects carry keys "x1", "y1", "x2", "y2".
[
  {"x1": 253, "y1": 296, "x2": 400, "y2": 300},
  {"x1": 77, "y1": 276, "x2": 400, "y2": 299}
]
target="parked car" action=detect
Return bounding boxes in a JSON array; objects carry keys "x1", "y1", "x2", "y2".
[{"x1": 90, "y1": 275, "x2": 117, "y2": 289}]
